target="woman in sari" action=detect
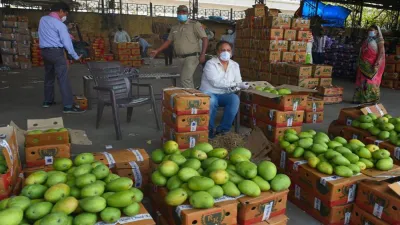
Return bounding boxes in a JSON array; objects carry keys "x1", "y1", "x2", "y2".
[{"x1": 353, "y1": 25, "x2": 385, "y2": 104}]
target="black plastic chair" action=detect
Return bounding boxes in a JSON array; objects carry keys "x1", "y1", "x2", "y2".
[{"x1": 87, "y1": 61, "x2": 160, "y2": 140}]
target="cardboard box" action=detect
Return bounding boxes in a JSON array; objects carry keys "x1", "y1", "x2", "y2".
[
  {"x1": 285, "y1": 64, "x2": 312, "y2": 78},
  {"x1": 385, "y1": 64, "x2": 395, "y2": 73},
  {"x1": 126, "y1": 42, "x2": 140, "y2": 48},
  {"x1": 342, "y1": 126, "x2": 371, "y2": 142},
  {"x1": 261, "y1": 51, "x2": 282, "y2": 62},
  {"x1": 381, "y1": 80, "x2": 394, "y2": 88},
  {"x1": 319, "y1": 77, "x2": 332, "y2": 87},
  {"x1": 317, "y1": 95, "x2": 343, "y2": 104},
  {"x1": 281, "y1": 52, "x2": 295, "y2": 62},
  {"x1": 337, "y1": 104, "x2": 387, "y2": 125},
  {"x1": 2, "y1": 21, "x2": 17, "y2": 28},
  {"x1": 151, "y1": 186, "x2": 238, "y2": 225},
  {"x1": 0, "y1": 33, "x2": 16, "y2": 41},
  {"x1": 23, "y1": 165, "x2": 54, "y2": 177},
  {"x1": 306, "y1": 96, "x2": 324, "y2": 112},
  {"x1": 237, "y1": 190, "x2": 289, "y2": 225},
  {"x1": 0, "y1": 126, "x2": 21, "y2": 199},
  {"x1": 317, "y1": 86, "x2": 344, "y2": 96},
  {"x1": 163, "y1": 123, "x2": 208, "y2": 149},
  {"x1": 257, "y1": 121, "x2": 302, "y2": 143},
  {"x1": 245, "y1": 4, "x2": 268, "y2": 17},
  {"x1": 294, "y1": 52, "x2": 307, "y2": 63},
  {"x1": 25, "y1": 117, "x2": 70, "y2": 147},
  {"x1": 304, "y1": 111, "x2": 324, "y2": 123},
  {"x1": 283, "y1": 29, "x2": 296, "y2": 41},
  {"x1": 162, "y1": 88, "x2": 210, "y2": 115},
  {"x1": 350, "y1": 204, "x2": 389, "y2": 225},
  {"x1": 265, "y1": 28, "x2": 284, "y2": 40},
  {"x1": 268, "y1": 16, "x2": 291, "y2": 29},
  {"x1": 288, "y1": 41, "x2": 307, "y2": 52},
  {"x1": 162, "y1": 107, "x2": 209, "y2": 133},
  {"x1": 0, "y1": 41, "x2": 11, "y2": 48},
  {"x1": 253, "y1": 215, "x2": 289, "y2": 225},
  {"x1": 355, "y1": 179, "x2": 400, "y2": 225},
  {"x1": 253, "y1": 105, "x2": 304, "y2": 127},
  {"x1": 383, "y1": 72, "x2": 399, "y2": 80},
  {"x1": 240, "y1": 103, "x2": 254, "y2": 117},
  {"x1": 312, "y1": 65, "x2": 333, "y2": 77},
  {"x1": 265, "y1": 40, "x2": 288, "y2": 51},
  {"x1": 291, "y1": 18, "x2": 311, "y2": 30},
  {"x1": 131, "y1": 49, "x2": 140, "y2": 55},
  {"x1": 132, "y1": 60, "x2": 141, "y2": 67},
  {"x1": 297, "y1": 30, "x2": 312, "y2": 41},
  {"x1": 240, "y1": 114, "x2": 257, "y2": 128},
  {"x1": 25, "y1": 144, "x2": 71, "y2": 168},
  {"x1": 296, "y1": 77, "x2": 320, "y2": 89},
  {"x1": 74, "y1": 96, "x2": 88, "y2": 110},
  {"x1": 288, "y1": 185, "x2": 353, "y2": 225},
  {"x1": 286, "y1": 157, "x2": 367, "y2": 207}
]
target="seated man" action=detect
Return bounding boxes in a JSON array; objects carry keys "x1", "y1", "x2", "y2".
[{"x1": 200, "y1": 40, "x2": 249, "y2": 138}]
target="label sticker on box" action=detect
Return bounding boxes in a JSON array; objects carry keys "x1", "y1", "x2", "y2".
[
  {"x1": 312, "y1": 114, "x2": 318, "y2": 123},
  {"x1": 295, "y1": 184, "x2": 301, "y2": 200},
  {"x1": 344, "y1": 212, "x2": 351, "y2": 224},
  {"x1": 395, "y1": 147, "x2": 400, "y2": 160},
  {"x1": 214, "y1": 195, "x2": 236, "y2": 203},
  {"x1": 314, "y1": 198, "x2": 321, "y2": 210},
  {"x1": 105, "y1": 145, "x2": 113, "y2": 150},
  {"x1": 293, "y1": 160, "x2": 307, "y2": 171},
  {"x1": 235, "y1": 194, "x2": 245, "y2": 199},
  {"x1": 190, "y1": 121, "x2": 197, "y2": 132},
  {"x1": 373, "y1": 203, "x2": 383, "y2": 218},
  {"x1": 287, "y1": 117, "x2": 293, "y2": 127},
  {"x1": 175, "y1": 205, "x2": 193, "y2": 217},
  {"x1": 45, "y1": 156, "x2": 53, "y2": 165},
  {"x1": 128, "y1": 149, "x2": 144, "y2": 162},
  {"x1": 269, "y1": 110, "x2": 275, "y2": 120},
  {"x1": 280, "y1": 151, "x2": 287, "y2": 169},
  {"x1": 102, "y1": 152, "x2": 116, "y2": 168},
  {"x1": 375, "y1": 104, "x2": 384, "y2": 116},
  {"x1": 374, "y1": 140, "x2": 383, "y2": 145},
  {"x1": 312, "y1": 102, "x2": 317, "y2": 112},
  {"x1": 347, "y1": 184, "x2": 356, "y2": 203},
  {"x1": 191, "y1": 108, "x2": 198, "y2": 114},
  {"x1": 320, "y1": 176, "x2": 342, "y2": 186},
  {"x1": 365, "y1": 107, "x2": 372, "y2": 114},
  {"x1": 346, "y1": 119, "x2": 352, "y2": 126},
  {"x1": 352, "y1": 134, "x2": 358, "y2": 140},
  {"x1": 118, "y1": 214, "x2": 152, "y2": 224},
  {"x1": 293, "y1": 101, "x2": 299, "y2": 111},
  {"x1": 128, "y1": 161, "x2": 142, "y2": 188},
  {"x1": 189, "y1": 137, "x2": 196, "y2": 148},
  {"x1": 262, "y1": 201, "x2": 274, "y2": 221}
]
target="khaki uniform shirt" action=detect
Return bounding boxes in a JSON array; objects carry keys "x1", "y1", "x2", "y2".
[{"x1": 168, "y1": 20, "x2": 207, "y2": 56}]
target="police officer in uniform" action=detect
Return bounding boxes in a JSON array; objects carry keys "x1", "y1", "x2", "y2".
[{"x1": 150, "y1": 5, "x2": 208, "y2": 88}]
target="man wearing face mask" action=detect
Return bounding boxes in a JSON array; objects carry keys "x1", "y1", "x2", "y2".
[
  {"x1": 150, "y1": 5, "x2": 208, "y2": 88},
  {"x1": 200, "y1": 41, "x2": 249, "y2": 138},
  {"x1": 39, "y1": 2, "x2": 85, "y2": 113},
  {"x1": 114, "y1": 25, "x2": 131, "y2": 43}
]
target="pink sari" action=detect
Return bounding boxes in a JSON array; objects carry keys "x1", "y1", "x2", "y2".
[{"x1": 352, "y1": 38, "x2": 385, "y2": 103}]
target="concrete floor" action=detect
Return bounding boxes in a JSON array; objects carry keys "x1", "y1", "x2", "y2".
[{"x1": 1, "y1": 59, "x2": 400, "y2": 224}]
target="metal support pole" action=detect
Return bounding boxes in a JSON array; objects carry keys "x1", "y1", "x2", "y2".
[
  {"x1": 150, "y1": 2, "x2": 153, "y2": 17},
  {"x1": 101, "y1": 0, "x2": 105, "y2": 14},
  {"x1": 359, "y1": 1, "x2": 363, "y2": 26},
  {"x1": 230, "y1": 8, "x2": 233, "y2": 21},
  {"x1": 315, "y1": 0, "x2": 319, "y2": 17},
  {"x1": 119, "y1": 0, "x2": 122, "y2": 14}
]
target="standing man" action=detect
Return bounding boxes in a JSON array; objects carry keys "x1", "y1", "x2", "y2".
[
  {"x1": 150, "y1": 5, "x2": 208, "y2": 88},
  {"x1": 39, "y1": 2, "x2": 85, "y2": 113},
  {"x1": 312, "y1": 28, "x2": 327, "y2": 64},
  {"x1": 134, "y1": 35, "x2": 150, "y2": 58},
  {"x1": 114, "y1": 25, "x2": 130, "y2": 43}
]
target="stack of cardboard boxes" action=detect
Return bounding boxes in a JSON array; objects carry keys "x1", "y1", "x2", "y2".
[
  {"x1": 31, "y1": 36, "x2": 43, "y2": 67},
  {"x1": 90, "y1": 37, "x2": 113, "y2": 61},
  {"x1": 381, "y1": 53, "x2": 400, "y2": 89},
  {"x1": 315, "y1": 85, "x2": 344, "y2": 104},
  {"x1": 162, "y1": 88, "x2": 210, "y2": 150},
  {"x1": 113, "y1": 42, "x2": 141, "y2": 67},
  {"x1": 0, "y1": 15, "x2": 32, "y2": 69},
  {"x1": 235, "y1": 5, "x2": 311, "y2": 81},
  {"x1": 240, "y1": 85, "x2": 314, "y2": 143}
]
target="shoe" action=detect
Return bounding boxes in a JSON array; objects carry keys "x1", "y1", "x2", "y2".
[
  {"x1": 63, "y1": 106, "x2": 86, "y2": 114},
  {"x1": 42, "y1": 101, "x2": 56, "y2": 108}
]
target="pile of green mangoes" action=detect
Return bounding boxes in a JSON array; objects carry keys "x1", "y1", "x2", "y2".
[
  {"x1": 351, "y1": 113, "x2": 400, "y2": 146},
  {"x1": 0, "y1": 153, "x2": 143, "y2": 225},
  {"x1": 151, "y1": 141, "x2": 291, "y2": 209},
  {"x1": 0, "y1": 152, "x2": 8, "y2": 174},
  {"x1": 27, "y1": 128, "x2": 68, "y2": 135},
  {"x1": 254, "y1": 87, "x2": 292, "y2": 96},
  {"x1": 280, "y1": 129, "x2": 394, "y2": 177}
]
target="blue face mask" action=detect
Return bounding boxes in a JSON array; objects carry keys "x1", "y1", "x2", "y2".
[
  {"x1": 177, "y1": 14, "x2": 188, "y2": 22},
  {"x1": 368, "y1": 31, "x2": 376, "y2": 37}
]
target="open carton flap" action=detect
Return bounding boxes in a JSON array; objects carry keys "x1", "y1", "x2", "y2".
[
  {"x1": 244, "y1": 89, "x2": 280, "y2": 99},
  {"x1": 247, "y1": 81, "x2": 274, "y2": 89},
  {"x1": 244, "y1": 127, "x2": 272, "y2": 161},
  {"x1": 9, "y1": 121, "x2": 25, "y2": 149},
  {"x1": 361, "y1": 164, "x2": 400, "y2": 181},
  {"x1": 275, "y1": 84, "x2": 317, "y2": 93},
  {"x1": 27, "y1": 117, "x2": 64, "y2": 131},
  {"x1": 389, "y1": 180, "x2": 400, "y2": 197},
  {"x1": 359, "y1": 103, "x2": 387, "y2": 117}
]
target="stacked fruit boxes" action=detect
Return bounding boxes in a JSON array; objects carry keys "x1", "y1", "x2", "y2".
[
  {"x1": 381, "y1": 54, "x2": 400, "y2": 89},
  {"x1": 161, "y1": 88, "x2": 210, "y2": 150},
  {"x1": 31, "y1": 36, "x2": 43, "y2": 67},
  {"x1": 90, "y1": 37, "x2": 114, "y2": 61},
  {"x1": 0, "y1": 15, "x2": 32, "y2": 69},
  {"x1": 240, "y1": 85, "x2": 312, "y2": 143},
  {"x1": 113, "y1": 42, "x2": 141, "y2": 67},
  {"x1": 235, "y1": 5, "x2": 311, "y2": 83},
  {"x1": 304, "y1": 97, "x2": 325, "y2": 124},
  {"x1": 315, "y1": 85, "x2": 344, "y2": 104}
]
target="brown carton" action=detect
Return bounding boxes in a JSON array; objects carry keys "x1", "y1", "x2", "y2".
[
  {"x1": 350, "y1": 204, "x2": 389, "y2": 225},
  {"x1": 253, "y1": 104, "x2": 304, "y2": 127},
  {"x1": 317, "y1": 86, "x2": 344, "y2": 96},
  {"x1": 262, "y1": 51, "x2": 282, "y2": 62},
  {"x1": 312, "y1": 65, "x2": 333, "y2": 77},
  {"x1": 264, "y1": 40, "x2": 289, "y2": 51},
  {"x1": 253, "y1": 215, "x2": 289, "y2": 225},
  {"x1": 297, "y1": 77, "x2": 320, "y2": 89},
  {"x1": 281, "y1": 52, "x2": 295, "y2": 62},
  {"x1": 257, "y1": 120, "x2": 302, "y2": 143},
  {"x1": 304, "y1": 111, "x2": 324, "y2": 123},
  {"x1": 237, "y1": 190, "x2": 289, "y2": 225},
  {"x1": 294, "y1": 52, "x2": 307, "y2": 63},
  {"x1": 240, "y1": 103, "x2": 254, "y2": 117},
  {"x1": 93, "y1": 148, "x2": 149, "y2": 172},
  {"x1": 316, "y1": 95, "x2": 343, "y2": 104},
  {"x1": 163, "y1": 123, "x2": 208, "y2": 149},
  {"x1": 288, "y1": 41, "x2": 307, "y2": 52},
  {"x1": 297, "y1": 30, "x2": 312, "y2": 41},
  {"x1": 283, "y1": 29, "x2": 296, "y2": 41},
  {"x1": 162, "y1": 88, "x2": 210, "y2": 115},
  {"x1": 383, "y1": 72, "x2": 399, "y2": 80},
  {"x1": 265, "y1": 28, "x2": 284, "y2": 40},
  {"x1": 291, "y1": 18, "x2": 311, "y2": 30},
  {"x1": 319, "y1": 77, "x2": 332, "y2": 86},
  {"x1": 162, "y1": 107, "x2": 209, "y2": 132},
  {"x1": 342, "y1": 126, "x2": 371, "y2": 142},
  {"x1": 285, "y1": 64, "x2": 312, "y2": 78},
  {"x1": 126, "y1": 42, "x2": 140, "y2": 48},
  {"x1": 25, "y1": 117, "x2": 69, "y2": 147},
  {"x1": 268, "y1": 16, "x2": 291, "y2": 29},
  {"x1": 305, "y1": 97, "x2": 324, "y2": 112},
  {"x1": 240, "y1": 114, "x2": 257, "y2": 128},
  {"x1": 355, "y1": 178, "x2": 400, "y2": 225},
  {"x1": 25, "y1": 144, "x2": 71, "y2": 168},
  {"x1": 23, "y1": 165, "x2": 54, "y2": 177}
]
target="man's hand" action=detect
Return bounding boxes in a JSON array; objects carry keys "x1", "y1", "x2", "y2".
[
  {"x1": 199, "y1": 54, "x2": 206, "y2": 64},
  {"x1": 150, "y1": 50, "x2": 159, "y2": 58},
  {"x1": 237, "y1": 82, "x2": 250, "y2": 90}
]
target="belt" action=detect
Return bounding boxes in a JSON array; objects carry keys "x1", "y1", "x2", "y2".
[
  {"x1": 41, "y1": 47, "x2": 64, "y2": 50},
  {"x1": 178, "y1": 52, "x2": 200, "y2": 58}
]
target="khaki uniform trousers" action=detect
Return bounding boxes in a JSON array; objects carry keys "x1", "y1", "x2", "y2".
[{"x1": 178, "y1": 55, "x2": 199, "y2": 89}]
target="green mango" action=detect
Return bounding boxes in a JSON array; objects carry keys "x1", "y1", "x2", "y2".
[
  {"x1": 334, "y1": 166, "x2": 353, "y2": 177},
  {"x1": 238, "y1": 180, "x2": 261, "y2": 197}
]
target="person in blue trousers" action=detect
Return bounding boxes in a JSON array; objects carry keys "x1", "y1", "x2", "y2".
[{"x1": 199, "y1": 40, "x2": 249, "y2": 139}]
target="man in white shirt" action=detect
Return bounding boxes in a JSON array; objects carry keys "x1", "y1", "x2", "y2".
[
  {"x1": 200, "y1": 40, "x2": 249, "y2": 138},
  {"x1": 114, "y1": 25, "x2": 130, "y2": 43}
]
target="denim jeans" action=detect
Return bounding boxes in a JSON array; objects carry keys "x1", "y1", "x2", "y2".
[{"x1": 206, "y1": 92, "x2": 240, "y2": 137}]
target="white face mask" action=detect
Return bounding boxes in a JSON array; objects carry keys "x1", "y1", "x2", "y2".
[
  {"x1": 219, "y1": 51, "x2": 231, "y2": 61},
  {"x1": 227, "y1": 30, "x2": 233, "y2": 34},
  {"x1": 61, "y1": 16, "x2": 67, "y2": 22},
  {"x1": 368, "y1": 31, "x2": 376, "y2": 37}
]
